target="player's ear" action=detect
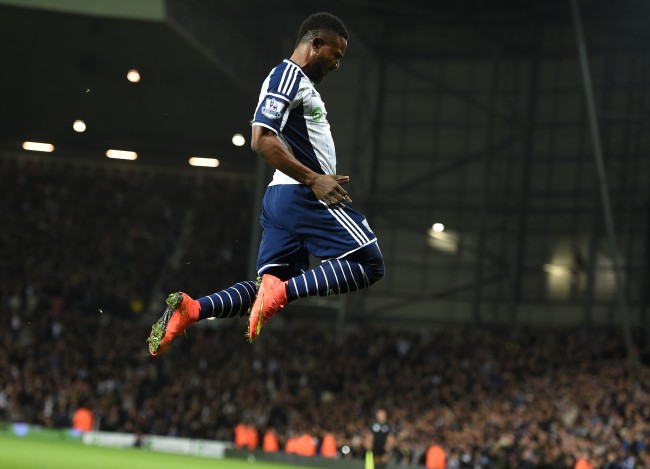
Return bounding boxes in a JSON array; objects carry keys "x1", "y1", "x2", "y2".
[{"x1": 312, "y1": 37, "x2": 325, "y2": 50}]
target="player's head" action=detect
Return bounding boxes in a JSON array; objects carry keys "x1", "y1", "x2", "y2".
[
  {"x1": 295, "y1": 12, "x2": 349, "y2": 84},
  {"x1": 376, "y1": 408, "x2": 387, "y2": 423},
  {"x1": 295, "y1": 12, "x2": 349, "y2": 47}
]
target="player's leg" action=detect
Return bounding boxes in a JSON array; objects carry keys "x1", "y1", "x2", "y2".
[
  {"x1": 197, "y1": 281, "x2": 258, "y2": 319},
  {"x1": 285, "y1": 242, "x2": 384, "y2": 300},
  {"x1": 248, "y1": 189, "x2": 310, "y2": 340},
  {"x1": 248, "y1": 185, "x2": 384, "y2": 340},
  {"x1": 285, "y1": 187, "x2": 384, "y2": 300},
  {"x1": 373, "y1": 451, "x2": 388, "y2": 469},
  {"x1": 247, "y1": 244, "x2": 384, "y2": 340},
  {"x1": 147, "y1": 280, "x2": 258, "y2": 356}
]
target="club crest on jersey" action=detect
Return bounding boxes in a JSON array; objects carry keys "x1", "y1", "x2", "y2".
[{"x1": 262, "y1": 97, "x2": 285, "y2": 119}]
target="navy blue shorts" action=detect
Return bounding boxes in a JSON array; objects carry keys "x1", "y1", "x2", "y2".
[{"x1": 256, "y1": 184, "x2": 377, "y2": 276}]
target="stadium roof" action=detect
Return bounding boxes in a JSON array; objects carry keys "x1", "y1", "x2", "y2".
[
  {"x1": 0, "y1": 1, "x2": 257, "y2": 173},
  {"x1": 2, "y1": 0, "x2": 639, "y2": 175}
]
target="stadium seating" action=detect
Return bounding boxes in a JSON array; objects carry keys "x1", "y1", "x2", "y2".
[{"x1": 2, "y1": 159, "x2": 650, "y2": 468}]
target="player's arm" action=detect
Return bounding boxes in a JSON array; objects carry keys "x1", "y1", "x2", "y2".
[{"x1": 251, "y1": 125, "x2": 351, "y2": 208}]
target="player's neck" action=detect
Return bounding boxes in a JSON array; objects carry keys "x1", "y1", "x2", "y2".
[{"x1": 289, "y1": 44, "x2": 311, "y2": 68}]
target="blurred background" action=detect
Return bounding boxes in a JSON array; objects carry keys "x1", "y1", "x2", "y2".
[{"x1": 1, "y1": 0, "x2": 650, "y2": 468}]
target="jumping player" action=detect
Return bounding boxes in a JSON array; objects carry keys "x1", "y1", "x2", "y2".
[{"x1": 147, "y1": 12, "x2": 384, "y2": 355}]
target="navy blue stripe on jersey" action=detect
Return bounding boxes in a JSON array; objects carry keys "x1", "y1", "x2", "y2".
[
  {"x1": 279, "y1": 66, "x2": 297, "y2": 95},
  {"x1": 253, "y1": 61, "x2": 303, "y2": 134},
  {"x1": 271, "y1": 60, "x2": 302, "y2": 99}
]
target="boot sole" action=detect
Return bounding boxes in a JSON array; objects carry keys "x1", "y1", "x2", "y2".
[{"x1": 147, "y1": 292, "x2": 184, "y2": 355}]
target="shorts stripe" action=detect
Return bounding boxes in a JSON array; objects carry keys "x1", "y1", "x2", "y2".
[
  {"x1": 338, "y1": 209, "x2": 370, "y2": 243},
  {"x1": 324, "y1": 203, "x2": 369, "y2": 246}
]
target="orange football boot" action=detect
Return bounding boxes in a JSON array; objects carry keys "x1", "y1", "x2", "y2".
[
  {"x1": 247, "y1": 274, "x2": 288, "y2": 341},
  {"x1": 147, "y1": 292, "x2": 199, "y2": 356}
]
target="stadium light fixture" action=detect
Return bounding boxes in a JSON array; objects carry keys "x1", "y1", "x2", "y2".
[
  {"x1": 127, "y1": 69, "x2": 141, "y2": 83},
  {"x1": 73, "y1": 120, "x2": 86, "y2": 133},
  {"x1": 189, "y1": 157, "x2": 220, "y2": 168},
  {"x1": 427, "y1": 223, "x2": 457, "y2": 254},
  {"x1": 231, "y1": 133, "x2": 246, "y2": 147},
  {"x1": 106, "y1": 149, "x2": 137, "y2": 160},
  {"x1": 22, "y1": 141, "x2": 54, "y2": 152},
  {"x1": 543, "y1": 264, "x2": 570, "y2": 276}
]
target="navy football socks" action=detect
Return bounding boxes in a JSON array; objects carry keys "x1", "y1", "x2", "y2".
[
  {"x1": 198, "y1": 281, "x2": 257, "y2": 319},
  {"x1": 286, "y1": 259, "x2": 371, "y2": 300}
]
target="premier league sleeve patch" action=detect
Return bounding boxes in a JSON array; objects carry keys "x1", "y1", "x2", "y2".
[{"x1": 261, "y1": 97, "x2": 286, "y2": 120}]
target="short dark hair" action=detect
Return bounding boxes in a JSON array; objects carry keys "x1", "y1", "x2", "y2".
[{"x1": 295, "y1": 12, "x2": 349, "y2": 48}]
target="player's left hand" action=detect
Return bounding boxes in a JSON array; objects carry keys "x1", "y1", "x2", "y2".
[{"x1": 310, "y1": 174, "x2": 352, "y2": 209}]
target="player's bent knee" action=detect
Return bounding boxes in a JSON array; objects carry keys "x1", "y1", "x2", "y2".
[
  {"x1": 346, "y1": 242, "x2": 385, "y2": 285},
  {"x1": 365, "y1": 258, "x2": 385, "y2": 285}
]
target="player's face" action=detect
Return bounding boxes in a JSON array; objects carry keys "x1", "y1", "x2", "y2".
[{"x1": 309, "y1": 35, "x2": 347, "y2": 84}]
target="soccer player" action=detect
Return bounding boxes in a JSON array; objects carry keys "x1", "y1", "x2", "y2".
[{"x1": 147, "y1": 12, "x2": 384, "y2": 355}]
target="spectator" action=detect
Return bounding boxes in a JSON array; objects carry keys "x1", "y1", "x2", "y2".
[
  {"x1": 72, "y1": 405, "x2": 94, "y2": 433},
  {"x1": 321, "y1": 432, "x2": 337, "y2": 458},
  {"x1": 426, "y1": 444, "x2": 446, "y2": 469},
  {"x1": 263, "y1": 427, "x2": 279, "y2": 452}
]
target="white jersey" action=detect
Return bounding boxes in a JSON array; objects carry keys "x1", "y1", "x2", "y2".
[{"x1": 252, "y1": 59, "x2": 336, "y2": 186}]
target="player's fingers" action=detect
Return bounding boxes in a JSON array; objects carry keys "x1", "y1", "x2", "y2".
[
  {"x1": 335, "y1": 186, "x2": 352, "y2": 204},
  {"x1": 333, "y1": 196, "x2": 349, "y2": 209},
  {"x1": 324, "y1": 196, "x2": 343, "y2": 209},
  {"x1": 334, "y1": 175, "x2": 350, "y2": 185}
]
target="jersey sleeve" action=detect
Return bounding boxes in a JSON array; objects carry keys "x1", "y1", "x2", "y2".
[{"x1": 253, "y1": 61, "x2": 304, "y2": 134}]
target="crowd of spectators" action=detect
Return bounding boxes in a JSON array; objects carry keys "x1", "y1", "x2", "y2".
[
  {"x1": 2, "y1": 158, "x2": 650, "y2": 469},
  {"x1": 0, "y1": 157, "x2": 252, "y2": 316}
]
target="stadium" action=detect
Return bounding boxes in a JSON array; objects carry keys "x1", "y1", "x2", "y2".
[{"x1": 1, "y1": 1, "x2": 649, "y2": 468}]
